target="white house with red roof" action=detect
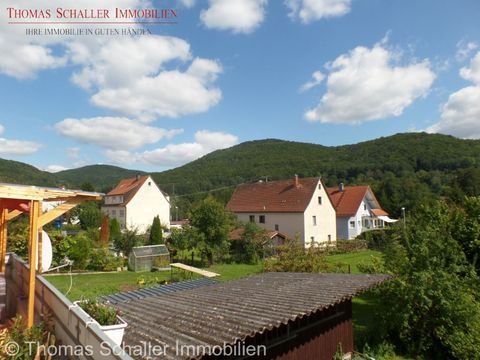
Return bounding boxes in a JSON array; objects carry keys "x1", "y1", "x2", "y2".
[
  {"x1": 101, "y1": 175, "x2": 170, "y2": 233},
  {"x1": 227, "y1": 176, "x2": 336, "y2": 248},
  {"x1": 327, "y1": 184, "x2": 397, "y2": 240}
]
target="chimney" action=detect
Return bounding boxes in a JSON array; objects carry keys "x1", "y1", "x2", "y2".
[
  {"x1": 294, "y1": 174, "x2": 299, "y2": 187},
  {"x1": 136, "y1": 174, "x2": 140, "y2": 181},
  {"x1": 339, "y1": 182, "x2": 344, "y2": 192}
]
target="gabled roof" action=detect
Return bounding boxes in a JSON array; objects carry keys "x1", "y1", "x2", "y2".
[
  {"x1": 105, "y1": 175, "x2": 149, "y2": 206},
  {"x1": 327, "y1": 185, "x2": 387, "y2": 217},
  {"x1": 227, "y1": 177, "x2": 321, "y2": 213}
]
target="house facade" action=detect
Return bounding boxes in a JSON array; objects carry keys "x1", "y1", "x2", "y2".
[
  {"x1": 101, "y1": 175, "x2": 170, "y2": 233},
  {"x1": 327, "y1": 184, "x2": 397, "y2": 240},
  {"x1": 227, "y1": 176, "x2": 337, "y2": 247}
]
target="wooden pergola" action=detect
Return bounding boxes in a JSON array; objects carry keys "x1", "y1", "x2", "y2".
[{"x1": 0, "y1": 183, "x2": 102, "y2": 328}]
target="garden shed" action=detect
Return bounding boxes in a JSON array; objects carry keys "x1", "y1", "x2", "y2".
[{"x1": 128, "y1": 244, "x2": 170, "y2": 272}]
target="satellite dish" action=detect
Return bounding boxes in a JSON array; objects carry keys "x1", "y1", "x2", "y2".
[{"x1": 36, "y1": 230, "x2": 53, "y2": 272}]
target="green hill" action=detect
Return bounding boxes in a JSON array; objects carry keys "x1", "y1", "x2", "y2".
[
  {"x1": 0, "y1": 159, "x2": 56, "y2": 186},
  {"x1": 0, "y1": 132, "x2": 478, "y2": 217},
  {"x1": 55, "y1": 165, "x2": 145, "y2": 192}
]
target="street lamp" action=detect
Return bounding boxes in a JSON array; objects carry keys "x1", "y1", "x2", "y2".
[
  {"x1": 401, "y1": 207, "x2": 406, "y2": 230},
  {"x1": 175, "y1": 206, "x2": 178, "y2": 221}
]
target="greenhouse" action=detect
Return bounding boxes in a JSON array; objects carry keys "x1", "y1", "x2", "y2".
[{"x1": 128, "y1": 244, "x2": 170, "y2": 272}]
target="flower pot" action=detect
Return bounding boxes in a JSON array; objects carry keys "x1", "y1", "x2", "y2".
[
  {"x1": 99, "y1": 316, "x2": 127, "y2": 345},
  {"x1": 74, "y1": 301, "x2": 127, "y2": 345}
]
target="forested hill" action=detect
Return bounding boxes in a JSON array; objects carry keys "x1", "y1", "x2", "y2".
[
  {"x1": 150, "y1": 132, "x2": 480, "y2": 216},
  {"x1": 0, "y1": 132, "x2": 478, "y2": 216},
  {"x1": 55, "y1": 165, "x2": 145, "y2": 192}
]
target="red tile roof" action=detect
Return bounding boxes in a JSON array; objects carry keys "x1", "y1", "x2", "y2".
[
  {"x1": 106, "y1": 175, "x2": 149, "y2": 206},
  {"x1": 327, "y1": 185, "x2": 387, "y2": 217},
  {"x1": 371, "y1": 208, "x2": 389, "y2": 216},
  {"x1": 227, "y1": 177, "x2": 321, "y2": 213}
]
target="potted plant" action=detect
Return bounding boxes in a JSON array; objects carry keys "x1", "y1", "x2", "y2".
[{"x1": 75, "y1": 299, "x2": 127, "y2": 345}]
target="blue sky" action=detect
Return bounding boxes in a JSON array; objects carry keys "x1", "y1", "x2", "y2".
[{"x1": 0, "y1": 0, "x2": 479, "y2": 172}]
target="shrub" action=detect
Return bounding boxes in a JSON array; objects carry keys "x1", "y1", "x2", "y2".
[
  {"x1": 78, "y1": 299, "x2": 119, "y2": 326},
  {"x1": 87, "y1": 248, "x2": 123, "y2": 271}
]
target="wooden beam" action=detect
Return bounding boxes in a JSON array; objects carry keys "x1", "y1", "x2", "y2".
[
  {"x1": 0, "y1": 207, "x2": 6, "y2": 272},
  {"x1": 6, "y1": 209, "x2": 22, "y2": 221},
  {"x1": 27, "y1": 200, "x2": 40, "y2": 329},
  {"x1": 38, "y1": 198, "x2": 83, "y2": 228},
  {"x1": 38, "y1": 202, "x2": 43, "y2": 272}
]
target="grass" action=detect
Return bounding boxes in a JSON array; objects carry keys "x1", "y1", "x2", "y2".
[
  {"x1": 45, "y1": 271, "x2": 170, "y2": 301},
  {"x1": 203, "y1": 263, "x2": 263, "y2": 281},
  {"x1": 326, "y1": 249, "x2": 382, "y2": 273}
]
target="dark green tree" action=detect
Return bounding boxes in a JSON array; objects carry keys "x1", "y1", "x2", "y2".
[
  {"x1": 149, "y1": 216, "x2": 163, "y2": 245},
  {"x1": 77, "y1": 202, "x2": 102, "y2": 230},
  {"x1": 373, "y1": 201, "x2": 480, "y2": 359},
  {"x1": 190, "y1": 196, "x2": 233, "y2": 265},
  {"x1": 114, "y1": 227, "x2": 141, "y2": 257}
]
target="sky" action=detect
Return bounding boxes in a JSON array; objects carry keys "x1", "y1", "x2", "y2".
[{"x1": 0, "y1": 0, "x2": 479, "y2": 172}]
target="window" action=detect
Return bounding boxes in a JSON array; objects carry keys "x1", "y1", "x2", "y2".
[
  {"x1": 148, "y1": 181, "x2": 152, "y2": 186},
  {"x1": 318, "y1": 183, "x2": 322, "y2": 190},
  {"x1": 259, "y1": 215, "x2": 265, "y2": 224},
  {"x1": 312, "y1": 216, "x2": 317, "y2": 226},
  {"x1": 328, "y1": 234, "x2": 332, "y2": 241},
  {"x1": 119, "y1": 210, "x2": 125, "y2": 217},
  {"x1": 112, "y1": 209, "x2": 116, "y2": 216},
  {"x1": 318, "y1": 196, "x2": 322, "y2": 205},
  {"x1": 310, "y1": 236, "x2": 315, "y2": 244},
  {"x1": 364, "y1": 204, "x2": 367, "y2": 210},
  {"x1": 275, "y1": 224, "x2": 279, "y2": 231},
  {"x1": 349, "y1": 221, "x2": 355, "y2": 228},
  {"x1": 249, "y1": 215, "x2": 255, "y2": 223}
]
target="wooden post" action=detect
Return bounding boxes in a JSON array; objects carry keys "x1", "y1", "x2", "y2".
[
  {"x1": 0, "y1": 205, "x2": 6, "y2": 272},
  {"x1": 27, "y1": 200, "x2": 40, "y2": 328},
  {"x1": 38, "y1": 201, "x2": 43, "y2": 273}
]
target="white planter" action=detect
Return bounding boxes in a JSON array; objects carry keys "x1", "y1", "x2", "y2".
[
  {"x1": 100, "y1": 316, "x2": 127, "y2": 345},
  {"x1": 74, "y1": 301, "x2": 127, "y2": 345}
]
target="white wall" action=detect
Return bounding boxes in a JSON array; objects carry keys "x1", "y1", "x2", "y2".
[
  {"x1": 126, "y1": 176, "x2": 170, "y2": 233},
  {"x1": 303, "y1": 180, "x2": 337, "y2": 247},
  {"x1": 339, "y1": 196, "x2": 372, "y2": 239},
  {"x1": 236, "y1": 212, "x2": 305, "y2": 244}
]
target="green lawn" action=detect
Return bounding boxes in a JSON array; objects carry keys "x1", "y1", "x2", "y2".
[
  {"x1": 326, "y1": 249, "x2": 382, "y2": 273},
  {"x1": 203, "y1": 263, "x2": 263, "y2": 281},
  {"x1": 45, "y1": 271, "x2": 171, "y2": 301}
]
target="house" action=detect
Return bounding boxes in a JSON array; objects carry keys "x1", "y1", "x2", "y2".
[
  {"x1": 101, "y1": 175, "x2": 170, "y2": 233},
  {"x1": 105, "y1": 272, "x2": 389, "y2": 360},
  {"x1": 227, "y1": 176, "x2": 336, "y2": 247},
  {"x1": 327, "y1": 183, "x2": 397, "y2": 240}
]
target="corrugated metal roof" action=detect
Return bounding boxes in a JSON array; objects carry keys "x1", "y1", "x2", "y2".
[
  {"x1": 115, "y1": 272, "x2": 390, "y2": 360},
  {"x1": 100, "y1": 278, "x2": 218, "y2": 304}
]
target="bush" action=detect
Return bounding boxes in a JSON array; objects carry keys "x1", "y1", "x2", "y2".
[
  {"x1": 358, "y1": 228, "x2": 395, "y2": 250},
  {"x1": 333, "y1": 239, "x2": 368, "y2": 253},
  {"x1": 67, "y1": 232, "x2": 93, "y2": 269},
  {"x1": 87, "y1": 248, "x2": 123, "y2": 271},
  {"x1": 78, "y1": 299, "x2": 119, "y2": 326}
]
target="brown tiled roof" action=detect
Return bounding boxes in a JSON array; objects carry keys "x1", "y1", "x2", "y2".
[
  {"x1": 227, "y1": 177, "x2": 320, "y2": 213},
  {"x1": 115, "y1": 272, "x2": 390, "y2": 360},
  {"x1": 105, "y1": 175, "x2": 149, "y2": 206},
  {"x1": 371, "y1": 208, "x2": 389, "y2": 216},
  {"x1": 327, "y1": 185, "x2": 387, "y2": 217}
]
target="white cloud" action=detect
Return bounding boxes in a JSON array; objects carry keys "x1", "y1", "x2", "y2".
[
  {"x1": 459, "y1": 52, "x2": 480, "y2": 84},
  {"x1": 286, "y1": 0, "x2": 351, "y2": 23},
  {"x1": 44, "y1": 165, "x2": 70, "y2": 173},
  {"x1": 106, "y1": 130, "x2": 239, "y2": 167},
  {"x1": 90, "y1": 57, "x2": 223, "y2": 121},
  {"x1": 300, "y1": 71, "x2": 325, "y2": 92},
  {"x1": 55, "y1": 117, "x2": 182, "y2": 150},
  {"x1": 200, "y1": 0, "x2": 268, "y2": 34},
  {"x1": 427, "y1": 51, "x2": 480, "y2": 139},
  {"x1": 1, "y1": 2, "x2": 223, "y2": 121},
  {"x1": 0, "y1": 124, "x2": 41, "y2": 154},
  {"x1": 304, "y1": 43, "x2": 436, "y2": 124},
  {"x1": 456, "y1": 40, "x2": 478, "y2": 62}
]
